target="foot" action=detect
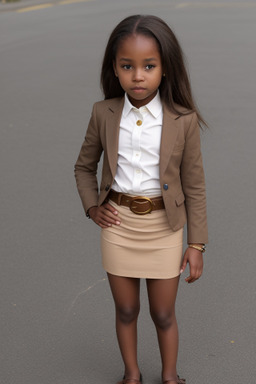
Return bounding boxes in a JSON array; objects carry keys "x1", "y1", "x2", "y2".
[
  {"x1": 118, "y1": 373, "x2": 142, "y2": 384},
  {"x1": 163, "y1": 375, "x2": 186, "y2": 384}
]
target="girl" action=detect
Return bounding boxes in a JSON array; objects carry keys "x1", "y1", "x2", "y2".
[{"x1": 75, "y1": 15, "x2": 208, "y2": 384}]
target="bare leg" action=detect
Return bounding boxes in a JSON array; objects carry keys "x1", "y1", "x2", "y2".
[
  {"x1": 146, "y1": 276, "x2": 180, "y2": 382},
  {"x1": 107, "y1": 273, "x2": 141, "y2": 380}
]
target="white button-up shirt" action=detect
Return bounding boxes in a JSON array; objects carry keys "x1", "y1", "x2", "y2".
[{"x1": 111, "y1": 92, "x2": 163, "y2": 197}]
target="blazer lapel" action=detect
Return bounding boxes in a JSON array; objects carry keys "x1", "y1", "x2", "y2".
[
  {"x1": 160, "y1": 104, "x2": 181, "y2": 178},
  {"x1": 105, "y1": 98, "x2": 124, "y2": 178}
]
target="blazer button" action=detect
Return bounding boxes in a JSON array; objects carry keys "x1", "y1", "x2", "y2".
[
  {"x1": 105, "y1": 184, "x2": 110, "y2": 191},
  {"x1": 163, "y1": 184, "x2": 168, "y2": 191}
]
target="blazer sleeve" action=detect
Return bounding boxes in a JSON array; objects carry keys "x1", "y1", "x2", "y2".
[
  {"x1": 180, "y1": 112, "x2": 208, "y2": 244},
  {"x1": 74, "y1": 103, "x2": 103, "y2": 215}
]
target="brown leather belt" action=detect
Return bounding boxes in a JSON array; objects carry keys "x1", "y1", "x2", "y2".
[{"x1": 108, "y1": 189, "x2": 165, "y2": 215}]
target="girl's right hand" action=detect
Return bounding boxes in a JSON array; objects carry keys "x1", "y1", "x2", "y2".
[{"x1": 88, "y1": 203, "x2": 121, "y2": 228}]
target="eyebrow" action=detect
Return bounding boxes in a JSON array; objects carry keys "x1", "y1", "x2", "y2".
[{"x1": 118, "y1": 58, "x2": 158, "y2": 62}]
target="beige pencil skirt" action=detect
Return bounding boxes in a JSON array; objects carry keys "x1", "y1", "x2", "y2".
[{"x1": 101, "y1": 200, "x2": 184, "y2": 279}]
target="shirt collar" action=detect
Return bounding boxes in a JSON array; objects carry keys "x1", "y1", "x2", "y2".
[{"x1": 122, "y1": 91, "x2": 162, "y2": 118}]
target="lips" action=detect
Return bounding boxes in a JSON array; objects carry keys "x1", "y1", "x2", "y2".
[{"x1": 131, "y1": 87, "x2": 146, "y2": 93}]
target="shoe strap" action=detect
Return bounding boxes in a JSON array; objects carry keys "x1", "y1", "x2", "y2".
[
  {"x1": 163, "y1": 381, "x2": 178, "y2": 384},
  {"x1": 163, "y1": 378, "x2": 186, "y2": 384}
]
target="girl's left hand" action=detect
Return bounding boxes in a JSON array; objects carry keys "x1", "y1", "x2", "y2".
[{"x1": 180, "y1": 247, "x2": 204, "y2": 283}]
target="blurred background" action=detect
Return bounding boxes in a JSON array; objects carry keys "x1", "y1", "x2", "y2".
[{"x1": 1, "y1": 1, "x2": 255, "y2": 383}]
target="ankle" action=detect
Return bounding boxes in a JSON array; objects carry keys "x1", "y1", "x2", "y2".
[
  {"x1": 124, "y1": 368, "x2": 141, "y2": 380},
  {"x1": 162, "y1": 373, "x2": 178, "y2": 383}
]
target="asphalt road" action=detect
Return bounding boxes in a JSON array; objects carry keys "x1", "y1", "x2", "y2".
[{"x1": 1, "y1": 1, "x2": 256, "y2": 383}]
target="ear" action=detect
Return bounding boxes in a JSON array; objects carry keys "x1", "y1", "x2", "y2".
[{"x1": 113, "y1": 61, "x2": 118, "y2": 77}]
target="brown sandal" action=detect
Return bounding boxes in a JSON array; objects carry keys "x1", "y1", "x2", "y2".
[
  {"x1": 118, "y1": 374, "x2": 142, "y2": 384},
  {"x1": 163, "y1": 375, "x2": 186, "y2": 384}
]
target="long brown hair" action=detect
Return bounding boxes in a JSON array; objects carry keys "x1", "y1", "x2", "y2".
[{"x1": 101, "y1": 15, "x2": 207, "y2": 128}]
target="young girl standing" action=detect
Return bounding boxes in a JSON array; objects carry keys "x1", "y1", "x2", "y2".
[{"x1": 75, "y1": 15, "x2": 208, "y2": 384}]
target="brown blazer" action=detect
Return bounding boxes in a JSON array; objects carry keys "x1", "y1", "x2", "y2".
[{"x1": 74, "y1": 97, "x2": 208, "y2": 244}]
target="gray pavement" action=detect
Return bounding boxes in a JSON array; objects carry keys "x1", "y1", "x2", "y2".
[
  {"x1": 0, "y1": 0, "x2": 60, "y2": 13},
  {"x1": 1, "y1": 1, "x2": 256, "y2": 383}
]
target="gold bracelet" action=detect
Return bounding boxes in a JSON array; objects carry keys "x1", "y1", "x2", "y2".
[{"x1": 188, "y1": 244, "x2": 206, "y2": 253}]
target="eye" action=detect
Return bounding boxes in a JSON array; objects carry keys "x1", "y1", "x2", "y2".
[
  {"x1": 122, "y1": 65, "x2": 132, "y2": 70},
  {"x1": 145, "y1": 64, "x2": 155, "y2": 70}
]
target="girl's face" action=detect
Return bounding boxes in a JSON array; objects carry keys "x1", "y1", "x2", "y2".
[{"x1": 113, "y1": 34, "x2": 163, "y2": 108}]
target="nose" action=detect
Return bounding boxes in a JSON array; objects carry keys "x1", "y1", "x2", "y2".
[{"x1": 133, "y1": 69, "x2": 144, "y2": 82}]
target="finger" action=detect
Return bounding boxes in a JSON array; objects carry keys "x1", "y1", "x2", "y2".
[
  {"x1": 185, "y1": 270, "x2": 202, "y2": 283},
  {"x1": 180, "y1": 261, "x2": 187, "y2": 274},
  {"x1": 185, "y1": 275, "x2": 197, "y2": 283},
  {"x1": 98, "y1": 212, "x2": 121, "y2": 227},
  {"x1": 102, "y1": 205, "x2": 121, "y2": 224},
  {"x1": 102, "y1": 214, "x2": 121, "y2": 226},
  {"x1": 180, "y1": 256, "x2": 188, "y2": 274},
  {"x1": 104, "y1": 202, "x2": 119, "y2": 215},
  {"x1": 98, "y1": 223, "x2": 111, "y2": 229},
  {"x1": 90, "y1": 211, "x2": 113, "y2": 227},
  {"x1": 92, "y1": 206, "x2": 119, "y2": 225}
]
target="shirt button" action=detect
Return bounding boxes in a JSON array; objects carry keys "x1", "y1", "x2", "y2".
[
  {"x1": 163, "y1": 184, "x2": 168, "y2": 190},
  {"x1": 136, "y1": 120, "x2": 142, "y2": 126}
]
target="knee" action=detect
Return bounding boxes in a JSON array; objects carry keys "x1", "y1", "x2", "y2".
[
  {"x1": 150, "y1": 309, "x2": 176, "y2": 331},
  {"x1": 116, "y1": 304, "x2": 140, "y2": 324}
]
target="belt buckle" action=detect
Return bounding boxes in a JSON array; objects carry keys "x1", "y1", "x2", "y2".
[{"x1": 130, "y1": 196, "x2": 153, "y2": 215}]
